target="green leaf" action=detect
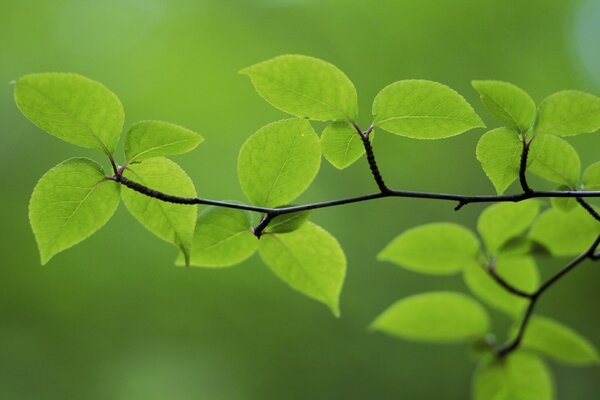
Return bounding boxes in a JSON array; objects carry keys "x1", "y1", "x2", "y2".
[
  {"x1": 258, "y1": 222, "x2": 345, "y2": 316},
  {"x1": 536, "y1": 90, "x2": 600, "y2": 136},
  {"x1": 498, "y1": 237, "x2": 534, "y2": 256},
  {"x1": 463, "y1": 256, "x2": 538, "y2": 318},
  {"x1": 370, "y1": 292, "x2": 489, "y2": 343},
  {"x1": 477, "y1": 201, "x2": 540, "y2": 254},
  {"x1": 240, "y1": 55, "x2": 358, "y2": 121},
  {"x1": 473, "y1": 353, "x2": 554, "y2": 400},
  {"x1": 238, "y1": 119, "x2": 321, "y2": 207},
  {"x1": 476, "y1": 128, "x2": 523, "y2": 194},
  {"x1": 528, "y1": 134, "x2": 580, "y2": 187},
  {"x1": 583, "y1": 161, "x2": 600, "y2": 190},
  {"x1": 320, "y1": 121, "x2": 370, "y2": 169},
  {"x1": 530, "y1": 207, "x2": 600, "y2": 256},
  {"x1": 265, "y1": 209, "x2": 311, "y2": 234},
  {"x1": 175, "y1": 207, "x2": 258, "y2": 268},
  {"x1": 121, "y1": 157, "x2": 197, "y2": 263},
  {"x1": 372, "y1": 80, "x2": 485, "y2": 139},
  {"x1": 378, "y1": 223, "x2": 480, "y2": 275},
  {"x1": 550, "y1": 185, "x2": 577, "y2": 212},
  {"x1": 29, "y1": 158, "x2": 120, "y2": 264},
  {"x1": 472, "y1": 80, "x2": 536, "y2": 134},
  {"x1": 521, "y1": 316, "x2": 599, "y2": 366},
  {"x1": 15, "y1": 73, "x2": 124, "y2": 155},
  {"x1": 124, "y1": 120, "x2": 204, "y2": 163}
]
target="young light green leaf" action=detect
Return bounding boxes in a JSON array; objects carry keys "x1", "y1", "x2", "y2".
[
  {"x1": 125, "y1": 120, "x2": 204, "y2": 163},
  {"x1": 175, "y1": 207, "x2": 258, "y2": 268},
  {"x1": 583, "y1": 161, "x2": 600, "y2": 190},
  {"x1": 528, "y1": 134, "x2": 580, "y2": 187},
  {"x1": 463, "y1": 256, "x2": 538, "y2": 318},
  {"x1": 265, "y1": 209, "x2": 311, "y2": 234},
  {"x1": 476, "y1": 128, "x2": 523, "y2": 194},
  {"x1": 472, "y1": 80, "x2": 536, "y2": 134},
  {"x1": 121, "y1": 157, "x2": 197, "y2": 263},
  {"x1": 320, "y1": 121, "x2": 370, "y2": 169},
  {"x1": 258, "y1": 222, "x2": 345, "y2": 316},
  {"x1": 370, "y1": 292, "x2": 489, "y2": 343},
  {"x1": 473, "y1": 353, "x2": 554, "y2": 400},
  {"x1": 240, "y1": 55, "x2": 358, "y2": 121},
  {"x1": 238, "y1": 119, "x2": 321, "y2": 207},
  {"x1": 521, "y1": 316, "x2": 599, "y2": 366},
  {"x1": 536, "y1": 90, "x2": 600, "y2": 136},
  {"x1": 378, "y1": 223, "x2": 480, "y2": 275},
  {"x1": 372, "y1": 80, "x2": 485, "y2": 139},
  {"x1": 477, "y1": 201, "x2": 540, "y2": 254},
  {"x1": 15, "y1": 73, "x2": 124, "y2": 154},
  {"x1": 550, "y1": 185, "x2": 577, "y2": 212},
  {"x1": 29, "y1": 158, "x2": 120, "y2": 264},
  {"x1": 530, "y1": 207, "x2": 600, "y2": 256}
]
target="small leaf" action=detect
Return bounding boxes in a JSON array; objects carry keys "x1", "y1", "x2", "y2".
[
  {"x1": 472, "y1": 80, "x2": 536, "y2": 134},
  {"x1": 476, "y1": 128, "x2": 523, "y2": 194},
  {"x1": 124, "y1": 120, "x2": 204, "y2": 163},
  {"x1": 473, "y1": 353, "x2": 554, "y2": 400},
  {"x1": 521, "y1": 316, "x2": 599, "y2": 366},
  {"x1": 530, "y1": 207, "x2": 600, "y2": 256},
  {"x1": 536, "y1": 90, "x2": 600, "y2": 136},
  {"x1": 121, "y1": 157, "x2": 197, "y2": 262},
  {"x1": 241, "y1": 55, "x2": 358, "y2": 121},
  {"x1": 29, "y1": 158, "x2": 120, "y2": 264},
  {"x1": 238, "y1": 119, "x2": 321, "y2": 207},
  {"x1": 370, "y1": 292, "x2": 489, "y2": 343},
  {"x1": 15, "y1": 73, "x2": 124, "y2": 154},
  {"x1": 320, "y1": 121, "x2": 370, "y2": 169},
  {"x1": 528, "y1": 134, "x2": 581, "y2": 187},
  {"x1": 378, "y1": 223, "x2": 480, "y2": 275},
  {"x1": 176, "y1": 207, "x2": 258, "y2": 268},
  {"x1": 265, "y1": 209, "x2": 311, "y2": 234},
  {"x1": 258, "y1": 222, "x2": 346, "y2": 316},
  {"x1": 463, "y1": 256, "x2": 538, "y2": 318},
  {"x1": 551, "y1": 185, "x2": 577, "y2": 212},
  {"x1": 372, "y1": 80, "x2": 485, "y2": 139},
  {"x1": 498, "y1": 237, "x2": 534, "y2": 256},
  {"x1": 477, "y1": 200, "x2": 540, "y2": 254},
  {"x1": 583, "y1": 161, "x2": 600, "y2": 190}
]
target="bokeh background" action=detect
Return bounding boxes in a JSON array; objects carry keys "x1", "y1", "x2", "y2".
[{"x1": 2, "y1": 0, "x2": 600, "y2": 398}]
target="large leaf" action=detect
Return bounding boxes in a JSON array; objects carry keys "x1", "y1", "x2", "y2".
[
  {"x1": 472, "y1": 80, "x2": 536, "y2": 134},
  {"x1": 477, "y1": 201, "x2": 540, "y2": 254},
  {"x1": 238, "y1": 119, "x2": 321, "y2": 207},
  {"x1": 124, "y1": 120, "x2": 204, "y2": 163},
  {"x1": 536, "y1": 90, "x2": 600, "y2": 136},
  {"x1": 529, "y1": 207, "x2": 600, "y2": 256},
  {"x1": 463, "y1": 256, "x2": 538, "y2": 318},
  {"x1": 583, "y1": 161, "x2": 600, "y2": 190},
  {"x1": 378, "y1": 223, "x2": 480, "y2": 275},
  {"x1": 372, "y1": 80, "x2": 485, "y2": 139},
  {"x1": 473, "y1": 353, "x2": 554, "y2": 400},
  {"x1": 121, "y1": 157, "x2": 197, "y2": 262},
  {"x1": 176, "y1": 207, "x2": 258, "y2": 268},
  {"x1": 521, "y1": 316, "x2": 599, "y2": 366},
  {"x1": 371, "y1": 292, "x2": 489, "y2": 343},
  {"x1": 240, "y1": 55, "x2": 358, "y2": 121},
  {"x1": 258, "y1": 222, "x2": 346, "y2": 316},
  {"x1": 476, "y1": 128, "x2": 523, "y2": 194},
  {"x1": 29, "y1": 158, "x2": 120, "y2": 264},
  {"x1": 320, "y1": 121, "x2": 369, "y2": 169},
  {"x1": 528, "y1": 134, "x2": 580, "y2": 187},
  {"x1": 15, "y1": 73, "x2": 124, "y2": 154}
]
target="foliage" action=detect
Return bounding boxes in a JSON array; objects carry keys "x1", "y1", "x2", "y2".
[{"x1": 14, "y1": 54, "x2": 600, "y2": 399}]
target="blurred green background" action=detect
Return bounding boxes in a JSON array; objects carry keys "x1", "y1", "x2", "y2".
[{"x1": 2, "y1": 0, "x2": 600, "y2": 398}]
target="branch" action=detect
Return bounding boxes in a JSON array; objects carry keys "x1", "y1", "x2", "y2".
[
  {"x1": 495, "y1": 234, "x2": 600, "y2": 358},
  {"x1": 518, "y1": 137, "x2": 532, "y2": 193},
  {"x1": 486, "y1": 259, "x2": 533, "y2": 299}
]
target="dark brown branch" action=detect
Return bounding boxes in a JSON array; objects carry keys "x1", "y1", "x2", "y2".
[
  {"x1": 486, "y1": 259, "x2": 533, "y2": 299},
  {"x1": 495, "y1": 234, "x2": 600, "y2": 358},
  {"x1": 518, "y1": 137, "x2": 532, "y2": 193},
  {"x1": 576, "y1": 197, "x2": 600, "y2": 222}
]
